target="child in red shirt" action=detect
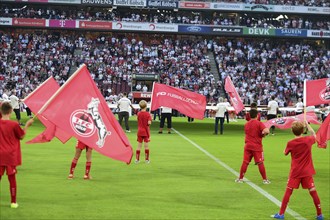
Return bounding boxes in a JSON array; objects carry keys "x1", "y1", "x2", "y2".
[
  {"x1": 271, "y1": 121, "x2": 324, "y2": 220},
  {"x1": 135, "y1": 100, "x2": 152, "y2": 164},
  {"x1": 0, "y1": 102, "x2": 33, "y2": 208},
  {"x1": 68, "y1": 140, "x2": 93, "y2": 180},
  {"x1": 245, "y1": 102, "x2": 261, "y2": 121},
  {"x1": 236, "y1": 109, "x2": 270, "y2": 184}
]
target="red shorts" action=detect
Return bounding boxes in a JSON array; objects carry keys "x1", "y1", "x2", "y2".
[
  {"x1": 243, "y1": 149, "x2": 264, "y2": 164},
  {"x1": 137, "y1": 136, "x2": 150, "y2": 143},
  {"x1": 287, "y1": 176, "x2": 315, "y2": 189},
  {"x1": 0, "y1": 166, "x2": 17, "y2": 176},
  {"x1": 76, "y1": 141, "x2": 92, "y2": 150}
]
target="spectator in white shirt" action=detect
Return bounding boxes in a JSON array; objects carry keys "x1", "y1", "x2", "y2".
[
  {"x1": 214, "y1": 97, "x2": 228, "y2": 135},
  {"x1": 117, "y1": 92, "x2": 135, "y2": 133}
]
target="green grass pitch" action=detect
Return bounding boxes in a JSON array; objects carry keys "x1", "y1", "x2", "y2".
[{"x1": 0, "y1": 115, "x2": 329, "y2": 220}]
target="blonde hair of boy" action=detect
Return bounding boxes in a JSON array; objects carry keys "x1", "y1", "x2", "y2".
[{"x1": 139, "y1": 100, "x2": 147, "y2": 110}]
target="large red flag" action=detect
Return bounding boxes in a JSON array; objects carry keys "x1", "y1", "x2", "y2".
[
  {"x1": 263, "y1": 112, "x2": 321, "y2": 129},
  {"x1": 150, "y1": 83, "x2": 206, "y2": 120},
  {"x1": 24, "y1": 76, "x2": 71, "y2": 144},
  {"x1": 263, "y1": 117, "x2": 296, "y2": 129},
  {"x1": 316, "y1": 116, "x2": 330, "y2": 149},
  {"x1": 37, "y1": 65, "x2": 133, "y2": 163},
  {"x1": 305, "y1": 78, "x2": 330, "y2": 106},
  {"x1": 224, "y1": 76, "x2": 244, "y2": 114}
]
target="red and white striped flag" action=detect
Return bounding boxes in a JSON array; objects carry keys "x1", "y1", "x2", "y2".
[{"x1": 224, "y1": 76, "x2": 244, "y2": 114}]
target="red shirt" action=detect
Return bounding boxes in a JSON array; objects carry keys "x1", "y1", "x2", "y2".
[
  {"x1": 244, "y1": 119, "x2": 266, "y2": 151},
  {"x1": 245, "y1": 112, "x2": 261, "y2": 121},
  {"x1": 285, "y1": 136, "x2": 316, "y2": 179},
  {"x1": 137, "y1": 111, "x2": 152, "y2": 137},
  {"x1": 0, "y1": 119, "x2": 25, "y2": 166}
]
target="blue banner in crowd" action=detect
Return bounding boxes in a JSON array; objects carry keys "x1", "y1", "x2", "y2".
[
  {"x1": 276, "y1": 29, "x2": 307, "y2": 37},
  {"x1": 178, "y1": 25, "x2": 211, "y2": 34}
]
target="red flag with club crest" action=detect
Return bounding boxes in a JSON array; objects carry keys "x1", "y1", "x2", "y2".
[
  {"x1": 24, "y1": 77, "x2": 71, "y2": 144},
  {"x1": 305, "y1": 78, "x2": 330, "y2": 106},
  {"x1": 151, "y1": 83, "x2": 206, "y2": 120},
  {"x1": 224, "y1": 76, "x2": 244, "y2": 114},
  {"x1": 316, "y1": 116, "x2": 330, "y2": 149},
  {"x1": 37, "y1": 65, "x2": 133, "y2": 163}
]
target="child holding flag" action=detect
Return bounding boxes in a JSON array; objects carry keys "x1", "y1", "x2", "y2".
[
  {"x1": 271, "y1": 121, "x2": 324, "y2": 220},
  {"x1": 68, "y1": 140, "x2": 92, "y2": 180},
  {"x1": 0, "y1": 102, "x2": 34, "y2": 208},
  {"x1": 135, "y1": 100, "x2": 152, "y2": 164},
  {"x1": 236, "y1": 108, "x2": 271, "y2": 184}
]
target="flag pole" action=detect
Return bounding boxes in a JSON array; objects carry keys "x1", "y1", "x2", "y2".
[
  {"x1": 303, "y1": 79, "x2": 307, "y2": 123},
  {"x1": 22, "y1": 76, "x2": 54, "y2": 102},
  {"x1": 36, "y1": 64, "x2": 86, "y2": 116},
  {"x1": 149, "y1": 81, "x2": 155, "y2": 113}
]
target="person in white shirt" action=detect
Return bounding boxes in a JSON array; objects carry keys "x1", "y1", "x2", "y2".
[
  {"x1": 214, "y1": 97, "x2": 228, "y2": 135},
  {"x1": 2, "y1": 89, "x2": 10, "y2": 102},
  {"x1": 320, "y1": 104, "x2": 330, "y2": 122},
  {"x1": 9, "y1": 90, "x2": 23, "y2": 125},
  {"x1": 295, "y1": 98, "x2": 304, "y2": 115},
  {"x1": 267, "y1": 96, "x2": 279, "y2": 135},
  {"x1": 117, "y1": 92, "x2": 135, "y2": 133},
  {"x1": 158, "y1": 107, "x2": 172, "y2": 134}
]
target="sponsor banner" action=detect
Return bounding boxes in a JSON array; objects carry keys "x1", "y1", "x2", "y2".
[
  {"x1": 81, "y1": 0, "x2": 113, "y2": 5},
  {"x1": 179, "y1": 1, "x2": 210, "y2": 9},
  {"x1": 48, "y1": 19, "x2": 77, "y2": 28},
  {"x1": 133, "y1": 92, "x2": 152, "y2": 99},
  {"x1": 243, "y1": 4, "x2": 274, "y2": 11},
  {"x1": 276, "y1": 29, "x2": 307, "y2": 37},
  {"x1": 0, "y1": 17, "x2": 12, "y2": 26},
  {"x1": 212, "y1": 27, "x2": 242, "y2": 35},
  {"x1": 113, "y1": 22, "x2": 177, "y2": 32},
  {"x1": 147, "y1": 0, "x2": 178, "y2": 9},
  {"x1": 132, "y1": 74, "x2": 158, "y2": 80},
  {"x1": 14, "y1": 0, "x2": 48, "y2": 2},
  {"x1": 211, "y1": 3, "x2": 243, "y2": 11},
  {"x1": 307, "y1": 30, "x2": 330, "y2": 38},
  {"x1": 79, "y1": 21, "x2": 112, "y2": 30},
  {"x1": 178, "y1": 25, "x2": 211, "y2": 34},
  {"x1": 148, "y1": 23, "x2": 178, "y2": 32},
  {"x1": 13, "y1": 18, "x2": 46, "y2": 27},
  {"x1": 243, "y1": 27, "x2": 275, "y2": 36},
  {"x1": 113, "y1": 0, "x2": 146, "y2": 7},
  {"x1": 273, "y1": 5, "x2": 330, "y2": 15}
]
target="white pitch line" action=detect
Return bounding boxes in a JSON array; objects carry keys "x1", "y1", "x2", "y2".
[{"x1": 172, "y1": 128, "x2": 306, "y2": 220}]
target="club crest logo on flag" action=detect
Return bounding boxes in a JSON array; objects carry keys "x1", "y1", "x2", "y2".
[
  {"x1": 70, "y1": 98, "x2": 111, "y2": 148},
  {"x1": 320, "y1": 78, "x2": 330, "y2": 102},
  {"x1": 274, "y1": 118, "x2": 286, "y2": 125}
]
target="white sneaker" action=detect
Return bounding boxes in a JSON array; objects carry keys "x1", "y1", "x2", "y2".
[
  {"x1": 126, "y1": 130, "x2": 131, "y2": 133},
  {"x1": 263, "y1": 179, "x2": 271, "y2": 184},
  {"x1": 11, "y1": 203, "x2": 19, "y2": 208},
  {"x1": 135, "y1": 160, "x2": 140, "y2": 164},
  {"x1": 235, "y1": 178, "x2": 244, "y2": 183},
  {"x1": 145, "y1": 160, "x2": 150, "y2": 164}
]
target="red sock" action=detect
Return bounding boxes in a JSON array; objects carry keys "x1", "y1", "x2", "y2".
[
  {"x1": 136, "y1": 150, "x2": 140, "y2": 161},
  {"x1": 8, "y1": 174, "x2": 17, "y2": 203},
  {"x1": 70, "y1": 158, "x2": 78, "y2": 174},
  {"x1": 85, "y1": 162, "x2": 92, "y2": 176},
  {"x1": 239, "y1": 162, "x2": 248, "y2": 179},
  {"x1": 279, "y1": 187, "x2": 293, "y2": 215},
  {"x1": 309, "y1": 190, "x2": 322, "y2": 215},
  {"x1": 145, "y1": 149, "x2": 149, "y2": 160},
  {"x1": 258, "y1": 163, "x2": 267, "y2": 180}
]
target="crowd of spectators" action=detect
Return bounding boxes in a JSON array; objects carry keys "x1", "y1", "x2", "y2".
[
  {"x1": 1, "y1": 5, "x2": 329, "y2": 30},
  {"x1": 1, "y1": 30, "x2": 329, "y2": 107},
  {"x1": 213, "y1": 39, "x2": 330, "y2": 106}
]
